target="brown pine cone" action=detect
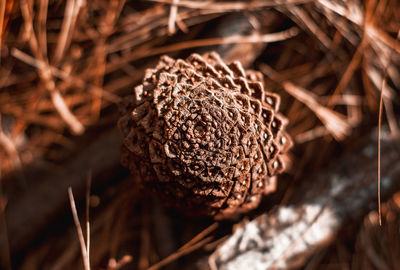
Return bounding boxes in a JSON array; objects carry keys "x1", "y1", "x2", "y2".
[{"x1": 118, "y1": 52, "x2": 292, "y2": 219}]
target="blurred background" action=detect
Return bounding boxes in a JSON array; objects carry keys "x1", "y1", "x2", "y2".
[{"x1": 0, "y1": 0, "x2": 399, "y2": 269}]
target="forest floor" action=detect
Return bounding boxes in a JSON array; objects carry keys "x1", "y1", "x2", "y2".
[{"x1": 1, "y1": 0, "x2": 400, "y2": 269}]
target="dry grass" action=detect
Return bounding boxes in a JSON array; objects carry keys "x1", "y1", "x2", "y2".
[
  {"x1": 0, "y1": 0, "x2": 399, "y2": 269},
  {"x1": 353, "y1": 192, "x2": 400, "y2": 270}
]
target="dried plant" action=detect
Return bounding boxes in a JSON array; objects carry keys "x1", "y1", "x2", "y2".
[
  {"x1": 119, "y1": 52, "x2": 292, "y2": 219},
  {"x1": 1, "y1": 0, "x2": 399, "y2": 269}
]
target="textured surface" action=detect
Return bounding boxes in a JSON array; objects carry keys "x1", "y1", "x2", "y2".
[
  {"x1": 118, "y1": 52, "x2": 292, "y2": 219},
  {"x1": 209, "y1": 130, "x2": 400, "y2": 269}
]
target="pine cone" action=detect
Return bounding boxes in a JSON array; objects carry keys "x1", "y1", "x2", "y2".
[{"x1": 118, "y1": 52, "x2": 292, "y2": 219}]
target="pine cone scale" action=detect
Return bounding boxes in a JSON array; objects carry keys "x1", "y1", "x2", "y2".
[{"x1": 119, "y1": 52, "x2": 292, "y2": 219}]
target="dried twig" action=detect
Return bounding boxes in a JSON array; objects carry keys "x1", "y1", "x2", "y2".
[
  {"x1": 19, "y1": 0, "x2": 85, "y2": 135},
  {"x1": 260, "y1": 64, "x2": 351, "y2": 140},
  {"x1": 178, "y1": 222, "x2": 219, "y2": 252},
  {"x1": 37, "y1": 0, "x2": 49, "y2": 57},
  {"x1": 0, "y1": 114, "x2": 22, "y2": 170},
  {"x1": 327, "y1": 35, "x2": 368, "y2": 108},
  {"x1": 149, "y1": 0, "x2": 312, "y2": 10},
  {"x1": 11, "y1": 48, "x2": 122, "y2": 104},
  {"x1": 149, "y1": 236, "x2": 214, "y2": 270},
  {"x1": 282, "y1": 5, "x2": 332, "y2": 49},
  {"x1": 168, "y1": 0, "x2": 179, "y2": 34},
  {"x1": 106, "y1": 27, "x2": 300, "y2": 72},
  {"x1": 146, "y1": 223, "x2": 218, "y2": 270},
  {"x1": 0, "y1": 0, "x2": 6, "y2": 58},
  {"x1": 5, "y1": 129, "x2": 122, "y2": 255},
  {"x1": 377, "y1": 30, "x2": 400, "y2": 225},
  {"x1": 85, "y1": 171, "x2": 92, "y2": 257},
  {"x1": 68, "y1": 187, "x2": 91, "y2": 270},
  {"x1": 52, "y1": 0, "x2": 84, "y2": 64}
]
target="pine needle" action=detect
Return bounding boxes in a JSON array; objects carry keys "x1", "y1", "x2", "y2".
[
  {"x1": 68, "y1": 187, "x2": 91, "y2": 270},
  {"x1": 377, "y1": 29, "x2": 400, "y2": 226}
]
